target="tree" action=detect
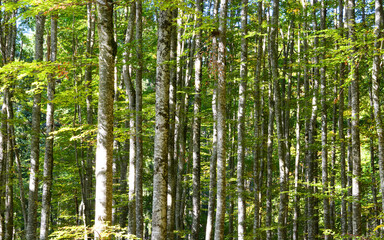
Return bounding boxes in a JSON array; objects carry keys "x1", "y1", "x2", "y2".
[
  {"x1": 84, "y1": 2, "x2": 96, "y2": 228},
  {"x1": 214, "y1": 0, "x2": 228, "y2": 239},
  {"x1": 237, "y1": 0, "x2": 247, "y2": 239},
  {"x1": 121, "y1": 0, "x2": 135, "y2": 231},
  {"x1": 151, "y1": 5, "x2": 171, "y2": 240},
  {"x1": 347, "y1": 0, "x2": 362, "y2": 235},
  {"x1": 371, "y1": 0, "x2": 384, "y2": 230},
  {"x1": 192, "y1": 0, "x2": 202, "y2": 239},
  {"x1": 135, "y1": 0, "x2": 144, "y2": 237},
  {"x1": 94, "y1": 0, "x2": 115, "y2": 238},
  {"x1": 39, "y1": 14, "x2": 57, "y2": 240},
  {"x1": 26, "y1": 12, "x2": 45, "y2": 240},
  {"x1": 205, "y1": 1, "x2": 219, "y2": 239}
]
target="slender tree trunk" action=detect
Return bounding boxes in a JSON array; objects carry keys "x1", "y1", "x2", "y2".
[
  {"x1": 26, "y1": 13, "x2": 45, "y2": 240},
  {"x1": 135, "y1": 0, "x2": 144, "y2": 238},
  {"x1": 94, "y1": 0, "x2": 115, "y2": 238},
  {"x1": 300, "y1": 2, "x2": 310, "y2": 237},
  {"x1": 284, "y1": 25, "x2": 293, "y2": 233},
  {"x1": 253, "y1": 3, "x2": 263, "y2": 240},
  {"x1": 14, "y1": 120, "x2": 27, "y2": 231},
  {"x1": 84, "y1": 2, "x2": 95, "y2": 229},
  {"x1": 192, "y1": 0, "x2": 202, "y2": 239},
  {"x1": 206, "y1": 1, "x2": 219, "y2": 239},
  {"x1": 40, "y1": 14, "x2": 57, "y2": 240},
  {"x1": 346, "y1": 0, "x2": 362, "y2": 236},
  {"x1": 166, "y1": 7, "x2": 177, "y2": 240},
  {"x1": 266, "y1": 82, "x2": 274, "y2": 240},
  {"x1": 319, "y1": 4, "x2": 330, "y2": 239},
  {"x1": 0, "y1": 88, "x2": 8, "y2": 240},
  {"x1": 5, "y1": 89, "x2": 14, "y2": 240},
  {"x1": 121, "y1": 0, "x2": 136, "y2": 231},
  {"x1": 214, "y1": 0, "x2": 228, "y2": 238},
  {"x1": 337, "y1": 0, "x2": 347, "y2": 235},
  {"x1": 306, "y1": 1, "x2": 319, "y2": 238},
  {"x1": 269, "y1": 0, "x2": 287, "y2": 238},
  {"x1": 330, "y1": 76, "x2": 337, "y2": 232},
  {"x1": 176, "y1": 33, "x2": 194, "y2": 239},
  {"x1": 293, "y1": 31, "x2": 301, "y2": 240},
  {"x1": 2, "y1": 8, "x2": 16, "y2": 240},
  {"x1": 237, "y1": 0, "x2": 247, "y2": 239},
  {"x1": 175, "y1": 10, "x2": 186, "y2": 239},
  {"x1": 369, "y1": 88, "x2": 379, "y2": 233},
  {"x1": 371, "y1": 0, "x2": 384, "y2": 235},
  {"x1": 151, "y1": 7, "x2": 171, "y2": 240},
  {"x1": 128, "y1": 0, "x2": 138, "y2": 236}
]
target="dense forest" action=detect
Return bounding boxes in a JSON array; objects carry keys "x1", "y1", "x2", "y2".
[{"x1": 1, "y1": 0, "x2": 384, "y2": 239}]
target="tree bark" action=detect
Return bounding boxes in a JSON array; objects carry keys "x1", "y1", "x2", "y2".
[
  {"x1": 39, "y1": 14, "x2": 57, "y2": 240},
  {"x1": 84, "y1": 2, "x2": 95, "y2": 229},
  {"x1": 346, "y1": 0, "x2": 362, "y2": 236},
  {"x1": 135, "y1": 0, "x2": 144, "y2": 238},
  {"x1": 214, "y1": 0, "x2": 228, "y2": 239},
  {"x1": 237, "y1": 0, "x2": 247, "y2": 239},
  {"x1": 26, "y1": 13, "x2": 45, "y2": 240},
  {"x1": 320, "y1": 4, "x2": 330, "y2": 239},
  {"x1": 306, "y1": 1, "x2": 319, "y2": 238},
  {"x1": 5, "y1": 89, "x2": 14, "y2": 240},
  {"x1": 151, "y1": 7, "x2": 171, "y2": 240},
  {"x1": 174, "y1": 10, "x2": 186, "y2": 239},
  {"x1": 192, "y1": 1, "x2": 202, "y2": 239},
  {"x1": 205, "y1": 1, "x2": 219, "y2": 239},
  {"x1": 121, "y1": 0, "x2": 136, "y2": 231},
  {"x1": 253, "y1": 4, "x2": 264, "y2": 239},
  {"x1": 167, "y1": 7, "x2": 178, "y2": 240},
  {"x1": 266, "y1": 82, "x2": 274, "y2": 240},
  {"x1": 337, "y1": 0, "x2": 348, "y2": 235},
  {"x1": 269, "y1": 0, "x2": 287, "y2": 239},
  {"x1": 0, "y1": 89, "x2": 8, "y2": 240},
  {"x1": 371, "y1": 0, "x2": 384, "y2": 235},
  {"x1": 293, "y1": 30, "x2": 301, "y2": 240},
  {"x1": 94, "y1": 0, "x2": 115, "y2": 238}
]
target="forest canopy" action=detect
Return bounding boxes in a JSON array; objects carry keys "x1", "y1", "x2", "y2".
[{"x1": 1, "y1": 0, "x2": 384, "y2": 239}]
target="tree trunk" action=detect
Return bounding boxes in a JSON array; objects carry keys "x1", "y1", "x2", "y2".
[
  {"x1": 371, "y1": 0, "x2": 384, "y2": 235},
  {"x1": 175, "y1": 10, "x2": 187, "y2": 239},
  {"x1": 167, "y1": 7, "x2": 178, "y2": 240},
  {"x1": 337, "y1": 0, "x2": 347, "y2": 235},
  {"x1": 2, "y1": 8, "x2": 16, "y2": 240},
  {"x1": 330, "y1": 76, "x2": 337, "y2": 233},
  {"x1": 237, "y1": 0, "x2": 247, "y2": 239},
  {"x1": 40, "y1": 14, "x2": 57, "y2": 240},
  {"x1": 0, "y1": 89, "x2": 8, "y2": 240},
  {"x1": 293, "y1": 31, "x2": 301, "y2": 240},
  {"x1": 369, "y1": 87, "x2": 379, "y2": 233},
  {"x1": 151, "y1": 7, "x2": 171, "y2": 240},
  {"x1": 84, "y1": 2, "x2": 95, "y2": 229},
  {"x1": 26, "y1": 13, "x2": 45, "y2": 240},
  {"x1": 306, "y1": 1, "x2": 319, "y2": 238},
  {"x1": 5, "y1": 89, "x2": 14, "y2": 240},
  {"x1": 192, "y1": 1, "x2": 202, "y2": 239},
  {"x1": 320, "y1": 4, "x2": 330, "y2": 239},
  {"x1": 270, "y1": 0, "x2": 287, "y2": 239},
  {"x1": 214, "y1": 0, "x2": 228, "y2": 239},
  {"x1": 346, "y1": 0, "x2": 362, "y2": 235},
  {"x1": 121, "y1": 0, "x2": 136, "y2": 231},
  {"x1": 206, "y1": 1, "x2": 219, "y2": 239},
  {"x1": 128, "y1": 0, "x2": 138, "y2": 236},
  {"x1": 94, "y1": 0, "x2": 115, "y2": 238},
  {"x1": 176, "y1": 32, "x2": 194, "y2": 240},
  {"x1": 266, "y1": 82, "x2": 274, "y2": 240},
  {"x1": 135, "y1": 0, "x2": 144, "y2": 238}
]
